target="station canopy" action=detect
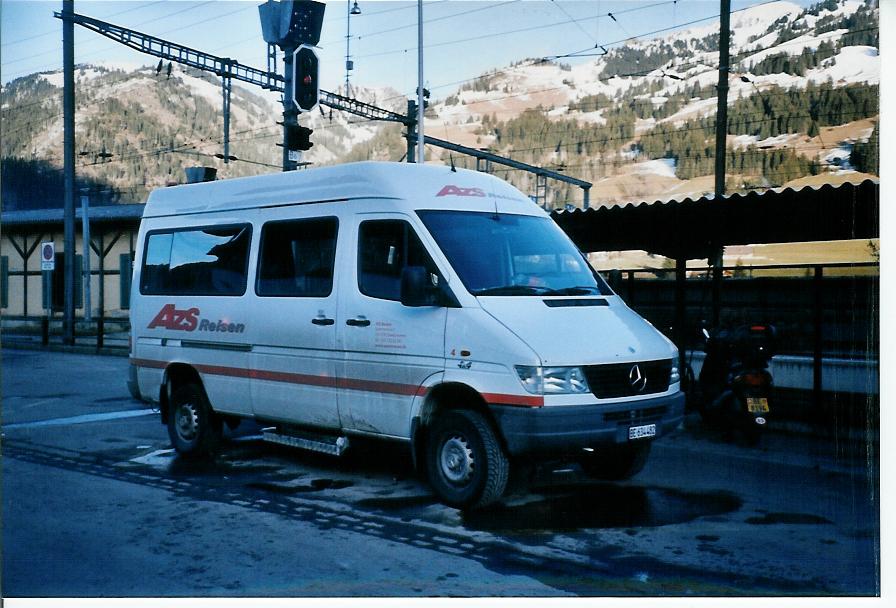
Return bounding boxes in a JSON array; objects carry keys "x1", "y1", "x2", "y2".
[{"x1": 551, "y1": 179, "x2": 879, "y2": 260}]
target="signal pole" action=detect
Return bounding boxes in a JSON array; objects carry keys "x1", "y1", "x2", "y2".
[
  {"x1": 62, "y1": 0, "x2": 76, "y2": 344},
  {"x1": 259, "y1": 0, "x2": 325, "y2": 172},
  {"x1": 711, "y1": 0, "x2": 731, "y2": 328},
  {"x1": 416, "y1": 0, "x2": 424, "y2": 163},
  {"x1": 714, "y1": 0, "x2": 731, "y2": 197},
  {"x1": 282, "y1": 46, "x2": 298, "y2": 171}
]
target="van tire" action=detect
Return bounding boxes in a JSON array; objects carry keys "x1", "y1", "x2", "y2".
[
  {"x1": 167, "y1": 383, "x2": 222, "y2": 457},
  {"x1": 426, "y1": 410, "x2": 509, "y2": 510},
  {"x1": 579, "y1": 442, "x2": 651, "y2": 481}
]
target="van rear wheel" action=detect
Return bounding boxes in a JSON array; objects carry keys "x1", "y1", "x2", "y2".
[
  {"x1": 167, "y1": 383, "x2": 222, "y2": 457},
  {"x1": 579, "y1": 442, "x2": 652, "y2": 480},
  {"x1": 426, "y1": 410, "x2": 509, "y2": 510}
]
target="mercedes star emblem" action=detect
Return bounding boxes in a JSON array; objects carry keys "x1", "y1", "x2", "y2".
[{"x1": 629, "y1": 364, "x2": 648, "y2": 393}]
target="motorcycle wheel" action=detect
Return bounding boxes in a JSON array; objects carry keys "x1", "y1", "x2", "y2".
[{"x1": 740, "y1": 416, "x2": 763, "y2": 446}]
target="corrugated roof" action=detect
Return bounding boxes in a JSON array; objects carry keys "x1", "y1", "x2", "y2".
[
  {"x1": 551, "y1": 179, "x2": 879, "y2": 259},
  {"x1": 1, "y1": 203, "x2": 146, "y2": 227}
]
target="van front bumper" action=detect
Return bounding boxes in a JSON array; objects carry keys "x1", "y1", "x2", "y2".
[{"x1": 490, "y1": 391, "x2": 685, "y2": 456}]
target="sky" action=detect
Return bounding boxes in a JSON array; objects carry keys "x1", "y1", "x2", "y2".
[{"x1": 0, "y1": 0, "x2": 818, "y2": 98}]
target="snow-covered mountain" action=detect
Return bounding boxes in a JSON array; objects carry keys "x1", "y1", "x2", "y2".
[{"x1": 1, "y1": 0, "x2": 879, "y2": 208}]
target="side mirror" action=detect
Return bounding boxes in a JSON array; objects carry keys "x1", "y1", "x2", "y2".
[{"x1": 400, "y1": 266, "x2": 439, "y2": 307}]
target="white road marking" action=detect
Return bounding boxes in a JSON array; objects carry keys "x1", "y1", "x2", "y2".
[
  {"x1": 23, "y1": 398, "x2": 62, "y2": 409},
  {"x1": 130, "y1": 448, "x2": 176, "y2": 466},
  {"x1": 3, "y1": 409, "x2": 156, "y2": 429}
]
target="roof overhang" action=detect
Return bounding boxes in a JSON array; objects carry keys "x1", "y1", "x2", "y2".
[
  {"x1": 1, "y1": 203, "x2": 146, "y2": 229},
  {"x1": 551, "y1": 180, "x2": 880, "y2": 259}
]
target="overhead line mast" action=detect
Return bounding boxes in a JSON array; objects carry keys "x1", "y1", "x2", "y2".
[{"x1": 55, "y1": 6, "x2": 590, "y2": 197}]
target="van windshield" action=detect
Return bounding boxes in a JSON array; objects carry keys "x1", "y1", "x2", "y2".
[{"x1": 417, "y1": 210, "x2": 612, "y2": 296}]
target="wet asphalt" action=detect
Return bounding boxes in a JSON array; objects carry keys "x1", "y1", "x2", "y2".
[{"x1": 1, "y1": 348, "x2": 880, "y2": 597}]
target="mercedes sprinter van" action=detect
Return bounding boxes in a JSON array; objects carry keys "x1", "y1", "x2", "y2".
[{"x1": 128, "y1": 161, "x2": 684, "y2": 509}]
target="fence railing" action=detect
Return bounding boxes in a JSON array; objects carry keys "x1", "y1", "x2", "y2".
[{"x1": 603, "y1": 261, "x2": 879, "y2": 358}]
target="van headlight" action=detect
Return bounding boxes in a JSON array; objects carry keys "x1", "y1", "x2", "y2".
[
  {"x1": 515, "y1": 366, "x2": 590, "y2": 395},
  {"x1": 670, "y1": 364, "x2": 680, "y2": 385}
]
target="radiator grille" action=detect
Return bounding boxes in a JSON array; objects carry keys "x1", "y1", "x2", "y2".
[{"x1": 583, "y1": 359, "x2": 672, "y2": 399}]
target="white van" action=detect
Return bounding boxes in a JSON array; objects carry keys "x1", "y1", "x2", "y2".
[{"x1": 128, "y1": 161, "x2": 683, "y2": 509}]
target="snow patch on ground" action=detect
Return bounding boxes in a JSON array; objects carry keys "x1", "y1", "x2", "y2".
[
  {"x1": 732, "y1": 134, "x2": 759, "y2": 148},
  {"x1": 576, "y1": 110, "x2": 607, "y2": 125},
  {"x1": 174, "y1": 72, "x2": 225, "y2": 109},
  {"x1": 758, "y1": 134, "x2": 801, "y2": 148},
  {"x1": 38, "y1": 72, "x2": 64, "y2": 88},
  {"x1": 662, "y1": 96, "x2": 718, "y2": 124},
  {"x1": 631, "y1": 158, "x2": 677, "y2": 179},
  {"x1": 654, "y1": 1, "x2": 803, "y2": 53},
  {"x1": 744, "y1": 30, "x2": 847, "y2": 66},
  {"x1": 807, "y1": 46, "x2": 879, "y2": 85},
  {"x1": 824, "y1": 144, "x2": 854, "y2": 170}
]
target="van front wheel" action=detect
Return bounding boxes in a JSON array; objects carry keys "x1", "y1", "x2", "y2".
[
  {"x1": 426, "y1": 410, "x2": 509, "y2": 510},
  {"x1": 167, "y1": 383, "x2": 222, "y2": 457}
]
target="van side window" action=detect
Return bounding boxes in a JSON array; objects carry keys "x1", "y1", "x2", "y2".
[
  {"x1": 358, "y1": 220, "x2": 435, "y2": 301},
  {"x1": 257, "y1": 217, "x2": 338, "y2": 297},
  {"x1": 140, "y1": 225, "x2": 251, "y2": 296}
]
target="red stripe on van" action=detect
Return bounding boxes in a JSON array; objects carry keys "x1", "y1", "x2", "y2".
[
  {"x1": 130, "y1": 358, "x2": 166, "y2": 369},
  {"x1": 131, "y1": 357, "x2": 531, "y2": 405},
  {"x1": 482, "y1": 393, "x2": 544, "y2": 408},
  {"x1": 337, "y1": 377, "x2": 427, "y2": 396}
]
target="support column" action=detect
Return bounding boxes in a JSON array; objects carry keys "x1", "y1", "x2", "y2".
[
  {"x1": 222, "y1": 73, "x2": 232, "y2": 163},
  {"x1": 711, "y1": 245, "x2": 723, "y2": 328},
  {"x1": 813, "y1": 265, "x2": 824, "y2": 411},
  {"x1": 675, "y1": 257, "x2": 687, "y2": 374}
]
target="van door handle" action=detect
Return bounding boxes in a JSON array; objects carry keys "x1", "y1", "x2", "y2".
[
  {"x1": 346, "y1": 318, "x2": 371, "y2": 327},
  {"x1": 311, "y1": 317, "x2": 335, "y2": 326}
]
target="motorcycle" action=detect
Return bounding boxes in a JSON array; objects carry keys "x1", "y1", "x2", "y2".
[{"x1": 685, "y1": 323, "x2": 777, "y2": 444}]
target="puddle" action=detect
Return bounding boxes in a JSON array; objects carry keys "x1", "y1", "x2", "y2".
[
  {"x1": 246, "y1": 482, "x2": 312, "y2": 495},
  {"x1": 246, "y1": 478, "x2": 354, "y2": 495},
  {"x1": 166, "y1": 457, "x2": 280, "y2": 478},
  {"x1": 310, "y1": 478, "x2": 353, "y2": 490},
  {"x1": 356, "y1": 495, "x2": 437, "y2": 510},
  {"x1": 745, "y1": 512, "x2": 833, "y2": 525},
  {"x1": 461, "y1": 484, "x2": 742, "y2": 533}
]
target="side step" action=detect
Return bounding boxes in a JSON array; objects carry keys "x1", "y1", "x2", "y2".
[{"x1": 262, "y1": 427, "x2": 350, "y2": 456}]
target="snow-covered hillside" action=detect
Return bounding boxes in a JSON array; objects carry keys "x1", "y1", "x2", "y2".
[{"x1": 1, "y1": 0, "x2": 879, "y2": 208}]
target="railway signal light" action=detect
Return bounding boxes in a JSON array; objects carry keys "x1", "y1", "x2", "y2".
[
  {"x1": 258, "y1": 0, "x2": 326, "y2": 48},
  {"x1": 286, "y1": 124, "x2": 314, "y2": 151},
  {"x1": 293, "y1": 44, "x2": 319, "y2": 112}
]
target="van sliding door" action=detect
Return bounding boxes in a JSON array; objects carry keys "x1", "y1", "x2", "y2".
[{"x1": 249, "y1": 215, "x2": 343, "y2": 428}]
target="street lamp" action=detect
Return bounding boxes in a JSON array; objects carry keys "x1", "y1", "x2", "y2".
[{"x1": 346, "y1": 1, "x2": 361, "y2": 94}]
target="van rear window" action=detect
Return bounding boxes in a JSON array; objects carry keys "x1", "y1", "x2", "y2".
[{"x1": 140, "y1": 225, "x2": 251, "y2": 296}]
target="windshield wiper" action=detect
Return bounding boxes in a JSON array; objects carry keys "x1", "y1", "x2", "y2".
[
  {"x1": 542, "y1": 286, "x2": 602, "y2": 296},
  {"x1": 472, "y1": 285, "x2": 551, "y2": 296}
]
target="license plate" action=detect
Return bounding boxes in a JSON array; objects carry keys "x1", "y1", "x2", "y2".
[
  {"x1": 747, "y1": 397, "x2": 769, "y2": 413},
  {"x1": 628, "y1": 424, "x2": 656, "y2": 440}
]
